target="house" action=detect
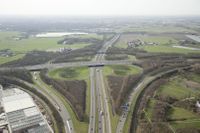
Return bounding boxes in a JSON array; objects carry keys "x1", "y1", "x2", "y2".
[
  {"x1": 127, "y1": 39, "x2": 144, "y2": 47},
  {"x1": 59, "y1": 47, "x2": 72, "y2": 53}
]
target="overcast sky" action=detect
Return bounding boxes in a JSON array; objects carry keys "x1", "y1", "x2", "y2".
[{"x1": 0, "y1": 0, "x2": 200, "y2": 16}]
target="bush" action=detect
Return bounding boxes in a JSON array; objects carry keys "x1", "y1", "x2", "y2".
[
  {"x1": 0, "y1": 69, "x2": 33, "y2": 83},
  {"x1": 40, "y1": 69, "x2": 87, "y2": 122}
]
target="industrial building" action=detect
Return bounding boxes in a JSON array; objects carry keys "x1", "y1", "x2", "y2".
[{"x1": 0, "y1": 86, "x2": 53, "y2": 133}]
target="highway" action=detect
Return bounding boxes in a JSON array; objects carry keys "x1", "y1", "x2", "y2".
[
  {"x1": 88, "y1": 68, "x2": 96, "y2": 133},
  {"x1": 88, "y1": 34, "x2": 119, "y2": 133},
  {"x1": 0, "y1": 34, "x2": 131, "y2": 133},
  {"x1": 0, "y1": 34, "x2": 120, "y2": 133},
  {"x1": 0, "y1": 34, "x2": 128, "y2": 133},
  {"x1": 0, "y1": 32, "x2": 193, "y2": 133},
  {"x1": 115, "y1": 66, "x2": 191, "y2": 133},
  {"x1": 96, "y1": 68, "x2": 112, "y2": 133},
  {"x1": 95, "y1": 68, "x2": 105, "y2": 133}
]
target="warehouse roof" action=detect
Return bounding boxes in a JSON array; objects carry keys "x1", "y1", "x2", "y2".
[
  {"x1": 1, "y1": 88, "x2": 52, "y2": 133},
  {"x1": 2, "y1": 88, "x2": 35, "y2": 113}
]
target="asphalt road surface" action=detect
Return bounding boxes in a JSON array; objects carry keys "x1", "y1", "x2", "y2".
[
  {"x1": 88, "y1": 34, "x2": 120, "y2": 133},
  {"x1": 88, "y1": 68, "x2": 96, "y2": 133},
  {"x1": 0, "y1": 60, "x2": 134, "y2": 71},
  {"x1": 32, "y1": 72, "x2": 74, "y2": 133}
]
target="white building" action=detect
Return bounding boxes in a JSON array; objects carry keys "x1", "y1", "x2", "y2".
[
  {"x1": 196, "y1": 101, "x2": 200, "y2": 108},
  {"x1": 1, "y1": 88, "x2": 53, "y2": 133}
]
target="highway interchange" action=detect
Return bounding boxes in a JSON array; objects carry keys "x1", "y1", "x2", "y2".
[
  {"x1": 0, "y1": 34, "x2": 193, "y2": 133},
  {"x1": 0, "y1": 34, "x2": 119, "y2": 133}
]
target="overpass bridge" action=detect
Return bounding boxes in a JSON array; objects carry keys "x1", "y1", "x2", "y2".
[{"x1": 0, "y1": 60, "x2": 140, "y2": 71}]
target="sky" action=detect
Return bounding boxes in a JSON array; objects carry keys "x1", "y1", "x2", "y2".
[{"x1": 0, "y1": 0, "x2": 200, "y2": 16}]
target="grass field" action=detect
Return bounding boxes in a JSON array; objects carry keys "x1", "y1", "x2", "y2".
[
  {"x1": 145, "y1": 99, "x2": 156, "y2": 120},
  {"x1": 0, "y1": 32, "x2": 102, "y2": 52},
  {"x1": 168, "y1": 107, "x2": 198, "y2": 120},
  {"x1": 189, "y1": 73, "x2": 200, "y2": 83},
  {"x1": 115, "y1": 34, "x2": 178, "y2": 48},
  {"x1": 171, "y1": 119, "x2": 200, "y2": 129},
  {"x1": 48, "y1": 67, "x2": 91, "y2": 131},
  {"x1": 109, "y1": 103, "x2": 120, "y2": 133},
  {"x1": 143, "y1": 74, "x2": 200, "y2": 131},
  {"x1": 157, "y1": 76, "x2": 200, "y2": 100},
  {"x1": 103, "y1": 65, "x2": 142, "y2": 132},
  {"x1": 0, "y1": 31, "x2": 102, "y2": 64},
  {"x1": 48, "y1": 67, "x2": 89, "y2": 81},
  {"x1": 34, "y1": 72, "x2": 89, "y2": 133},
  {"x1": 103, "y1": 65, "x2": 142, "y2": 76},
  {"x1": 141, "y1": 45, "x2": 200, "y2": 54},
  {"x1": 115, "y1": 33, "x2": 200, "y2": 54},
  {"x1": 0, "y1": 32, "x2": 64, "y2": 51},
  {"x1": 0, "y1": 54, "x2": 24, "y2": 64},
  {"x1": 128, "y1": 55, "x2": 137, "y2": 60},
  {"x1": 75, "y1": 33, "x2": 103, "y2": 40},
  {"x1": 117, "y1": 25, "x2": 197, "y2": 33}
]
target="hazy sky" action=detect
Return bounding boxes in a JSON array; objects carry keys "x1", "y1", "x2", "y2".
[{"x1": 0, "y1": 0, "x2": 200, "y2": 16}]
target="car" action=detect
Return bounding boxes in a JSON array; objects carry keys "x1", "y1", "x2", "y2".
[
  {"x1": 56, "y1": 105, "x2": 61, "y2": 111},
  {"x1": 100, "y1": 110, "x2": 104, "y2": 116}
]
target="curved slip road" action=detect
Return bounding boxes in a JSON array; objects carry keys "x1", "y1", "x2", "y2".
[
  {"x1": 116, "y1": 66, "x2": 191, "y2": 133},
  {"x1": 28, "y1": 73, "x2": 74, "y2": 133}
]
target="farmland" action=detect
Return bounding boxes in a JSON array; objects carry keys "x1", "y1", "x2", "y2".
[
  {"x1": 0, "y1": 16, "x2": 200, "y2": 133},
  {"x1": 115, "y1": 34, "x2": 177, "y2": 48},
  {"x1": 136, "y1": 71, "x2": 200, "y2": 133},
  {"x1": 142, "y1": 45, "x2": 200, "y2": 54},
  {"x1": 0, "y1": 31, "x2": 103, "y2": 64},
  {"x1": 114, "y1": 33, "x2": 200, "y2": 54},
  {"x1": 117, "y1": 25, "x2": 197, "y2": 34}
]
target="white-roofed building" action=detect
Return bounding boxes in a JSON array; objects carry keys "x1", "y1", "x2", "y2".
[
  {"x1": 1, "y1": 88, "x2": 53, "y2": 133},
  {"x1": 2, "y1": 91, "x2": 35, "y2": 113}
]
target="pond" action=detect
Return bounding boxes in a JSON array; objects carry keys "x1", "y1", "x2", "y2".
[{"x1": 35, "y1": 32, "x2": 88, "y2": 37}]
